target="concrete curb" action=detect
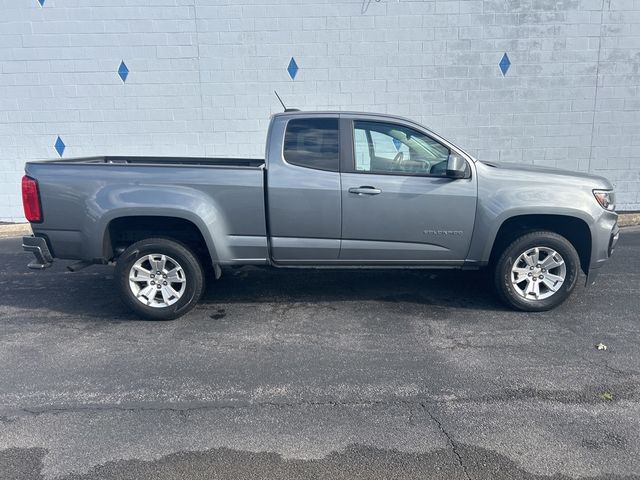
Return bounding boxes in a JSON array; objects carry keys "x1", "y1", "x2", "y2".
[
  {"x1": 0, "y1": 213, "x2": 638, "y2": 238},
  {"x1": 0, "y1": 223, "x2": 31, "y2": 238},
  {"x1": 618, "y1": 213, "x2": 640, "y2": 227}
]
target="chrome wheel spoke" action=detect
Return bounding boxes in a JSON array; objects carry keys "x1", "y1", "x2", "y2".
[
  {"x1": 137, "y1": 285, "x2": 156, "y2": 300},
  {"x1": 160, "y1": 285, "x2": 173, "y2": 304},
  {"x1": 541, "y1": 277, "x2": 560, "y2": 292},
  {"x1": 130, "y1": 265, "x2": 152, "y2": 282},
  {"x1": 166, "y1": 285, "x2": 180, "y2": 298},
  {"x1": 149, "y1": 254, "x2": 167, "y2": 273},
  {"x1": 524, "y1": 279, "x2": 539, "y2": 298},
  {"x1": 540, "y1": 253, "x2": 564, "y2": 270},
  {"x1": 524, "y1": 248, "x2": 539, "y2": 267},
  {"x1": 148, "y1": 255, "x2": 160, "y2": 271},
  {"x1": 512, "y1": 267, "x2": 530, "y2": 277},
  {"x1": 543, "y1": 272, "x2": 564, "y2": 285},
  {"x1": 166, "y1": 267, "x2": 185, "y2": 283}
]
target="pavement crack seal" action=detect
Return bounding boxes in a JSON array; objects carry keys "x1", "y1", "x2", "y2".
[
  {"x1": 421, "y1": 402, "x2": 471, "y2": 480},
  {"x1": 4, "y1": 383, "x2": 639, "y2": 420},
  {"x1": 8, "y1": 400, "x2": 411, "y2": 418}
]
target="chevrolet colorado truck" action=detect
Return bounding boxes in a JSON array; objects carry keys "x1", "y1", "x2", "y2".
[{"x1": 21, "y1": 111, "x2": 619, "y2": 320}]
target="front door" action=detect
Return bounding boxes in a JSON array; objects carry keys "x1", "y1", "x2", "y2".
[{"x1": 340, "y1": 119, "x2": 477, "y2": 264}]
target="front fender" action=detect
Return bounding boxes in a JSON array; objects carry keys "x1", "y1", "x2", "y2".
[{"x1": 475, "y1": 206, "x2": 597, "y2": 264}]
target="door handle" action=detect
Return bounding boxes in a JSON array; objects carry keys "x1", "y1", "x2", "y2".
[{"x1": 348, "y1": 186, "x2": 382, "y2": 195}]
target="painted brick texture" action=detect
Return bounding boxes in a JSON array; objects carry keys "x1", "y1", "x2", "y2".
[{"x1": 0, "y1": 0, "x2": 639, "y2": 220}]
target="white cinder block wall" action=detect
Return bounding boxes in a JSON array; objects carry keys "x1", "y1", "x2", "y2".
[{"x1": 1, "y1": 0, "x2": 639, "y2": 220}]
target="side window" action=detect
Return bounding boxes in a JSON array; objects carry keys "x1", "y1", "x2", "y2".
[
  {"x1": 370, "y1": 131, "x2": 410, "y2": 162},
  {"x1": 283, "y1": 118, "x2": 339, "y2": 172},
  {"x1": 353, "y1": 121, "x2": 450, "y2": 176}
]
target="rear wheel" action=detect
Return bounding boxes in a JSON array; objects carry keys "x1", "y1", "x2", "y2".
[
  {"x1": 494, "y1": 231, "x2": 580, "y2": 311},
  {"x1": 115, "y1": 238, "x2": 205, "y2": 320}
]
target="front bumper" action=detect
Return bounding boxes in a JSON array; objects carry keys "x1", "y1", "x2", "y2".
[
  {"x1": 608, "y1": 224, "x2": 620, "y2": 257},
  {"x1": 586, "y1": 221, "x2": 619, "y2": 285},
  {"x1": 22, "y1": 235, "x2": 53, "y2": 269}
]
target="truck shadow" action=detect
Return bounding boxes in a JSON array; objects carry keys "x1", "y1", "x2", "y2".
[
  {"x1": 1, "y1": 237, "x2": 508, "y2": 320},
  {"x1": 1, "y1": 267, "x2": 505, "y2": 322},
  {"x1": 201, "y1": 265, "x2": 503, "y2": 312}
]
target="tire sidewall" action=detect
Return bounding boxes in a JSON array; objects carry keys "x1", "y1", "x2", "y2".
[
  {"x1": 496, "y1": 232, "x2": 580, "y2": 311},
  {"x1": 116, "y1": 238, "x2": 204, "y2": 320}
]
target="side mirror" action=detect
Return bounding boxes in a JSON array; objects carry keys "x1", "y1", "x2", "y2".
[{"x1": 446, "y1": 155, "x2": 468, "y2": 179}]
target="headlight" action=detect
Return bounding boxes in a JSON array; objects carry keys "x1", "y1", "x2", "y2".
[{"x1": 593, "y1": 190, "x2": 615, "y2": 211}]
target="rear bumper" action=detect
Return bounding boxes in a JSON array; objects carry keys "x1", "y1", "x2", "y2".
[{"x1": 22, "y1": 235, "x2": 53, "y2": 269}]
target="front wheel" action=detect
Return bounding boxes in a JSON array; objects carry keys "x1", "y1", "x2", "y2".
[
  {"x1": 115, "y1": 238, "x2": 205, "y2": 320},
  {"x1": 494, "y1": 231, "x2": 580, "y2": 312}
]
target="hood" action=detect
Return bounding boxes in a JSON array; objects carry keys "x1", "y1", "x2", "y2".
[{"x1": 478, "y1": 161, "x2": 614, "y2": 190}]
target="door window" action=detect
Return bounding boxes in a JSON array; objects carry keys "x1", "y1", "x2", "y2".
[
  {"x1": 353, "y1": 121, "x2": 450, "y2": 176},
  {"x1": 283, "y1": 118, "x2": 339, "y2": 172}
]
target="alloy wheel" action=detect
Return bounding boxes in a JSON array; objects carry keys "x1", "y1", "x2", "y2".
[{"x1": 510, "y1": 247, "x2": 566, "y2": 300}]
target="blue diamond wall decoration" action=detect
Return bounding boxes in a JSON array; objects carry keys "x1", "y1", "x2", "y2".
[
  {"x1": 55, "y1": 137, "x2": 65, "y2": 157},
  {"x1": 118, "y1": 61, "x2": 129, "y2": 82},
  {"x1": 38, "y1": 0, "x2": 45, "y2": 6},
  {"x1": 287, "y1": 57, "x2": 298, "y2": 80},
  {"x1": 499, "y1": 53, "x2": 511, "y2": 76}
]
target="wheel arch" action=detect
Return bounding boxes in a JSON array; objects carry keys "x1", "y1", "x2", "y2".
[
  {"x1": 488, "y1": 214, "x2": 592, "y2": 275},
  {"x1": 103, "y1": 213, "x2": 216, "y2": 268}
]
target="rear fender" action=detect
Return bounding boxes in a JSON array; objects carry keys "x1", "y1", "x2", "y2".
[{"x1": 87, "y1": 186, "x2": 231, "y2": 263}]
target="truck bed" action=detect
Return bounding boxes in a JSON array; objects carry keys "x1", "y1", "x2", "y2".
[
  {"x1": 25, "y1": 156, "x2": 268, "y2": 264},
  {"x1": 37, "y1": 156, "x2": 265, "y2": 168}
]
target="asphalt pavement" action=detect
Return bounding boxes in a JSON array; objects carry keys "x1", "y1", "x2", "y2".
[{"x1": 0, "y1": 230, "x2": 639, "y2": 479}]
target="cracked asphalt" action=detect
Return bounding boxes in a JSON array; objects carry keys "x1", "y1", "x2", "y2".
[{"x1": 0, "y1": 229, "x2": 639, "y2": 479}]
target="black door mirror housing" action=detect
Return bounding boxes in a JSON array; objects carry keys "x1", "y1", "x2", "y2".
[{"x1": 446, "y1": 155, "x2": 468, "y2": 179}]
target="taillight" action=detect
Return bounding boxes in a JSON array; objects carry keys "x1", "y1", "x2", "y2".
[{"x1": 22, "y1": 175, "x2": 42, "y2": 223}]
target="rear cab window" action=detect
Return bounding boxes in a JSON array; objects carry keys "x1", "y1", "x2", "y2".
[{"x1": 283, "y1": 118, "x2": 339, "y2": 172}]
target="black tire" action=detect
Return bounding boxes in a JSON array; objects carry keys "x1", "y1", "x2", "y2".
[
  {"x1": 494, "y1": 231, "x2": 580, "y2": 312},
  {"x1": 115, "y1": 238, "x2": 205, "y2": 320}
]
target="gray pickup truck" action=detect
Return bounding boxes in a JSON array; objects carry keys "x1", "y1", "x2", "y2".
[{"x1": 21, "y1": 111, "x2": 619, "y2": 320}]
